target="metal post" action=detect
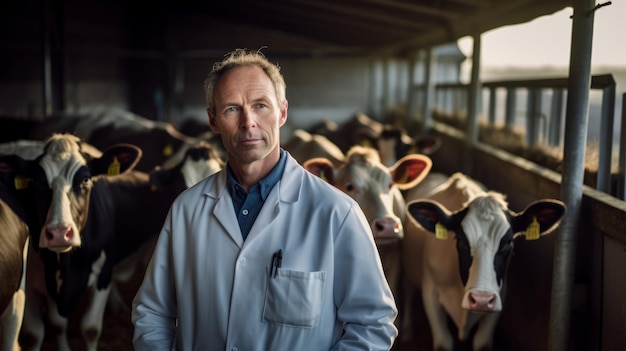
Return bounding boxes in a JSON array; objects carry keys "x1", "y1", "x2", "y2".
[
  {"x1": 406, "y1": 54, "x2": 419, "y2": 125},
  {"x1": 422, "y1": 48, "x2": 436, "y2": 133},
  {"x1": 549, "y1": 1, "x2": 595, "y2": 350},
  {"x1": 596, "y1": 83, "x2": 616, "y2": 193},
  {"x1": 505, "y1": 87, "x2": 517, "y2": 131},
  {"x1": 466, "y1": 34, "x2": 482, "y2": 145},
  {"x1": 549, "y1": 89, "x2": 565, "y2": 146},
  {"x1": 41, "y1": 0, "x2": 53, "y2": 118},
  {"x1": 488, "y1": 87, "x2": 496, "y2": 131},
  {"x1": 618, "y1": 92, "x2": 626, "y2": 200}
]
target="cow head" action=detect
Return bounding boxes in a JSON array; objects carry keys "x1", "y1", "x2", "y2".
[
  {"x1": 378, "y1": 128, "x2": 442, "y2": 167},
  {"x1": 304, "y1": 145, "x2": 432, "y2": 243},
  {"x1": 407, "y1": 193, "x2": 565, "y2": 312},
  {"x1": 150, "y1": 141, "x2": 224, "y2": 191},
  {"x1": 32, "y1": 133, "x2": 141, "y2": 253}
]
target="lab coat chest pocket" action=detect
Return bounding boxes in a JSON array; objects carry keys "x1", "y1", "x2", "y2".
[{"x1": 263, "y1": 268, "x2": 326, "y2": 328}]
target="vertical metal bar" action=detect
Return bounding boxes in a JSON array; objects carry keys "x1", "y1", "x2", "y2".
[
  {"x1": 488, "y1": 87, "x2": 496, "y2": 131},
  {"x1": 381, "y1": 57, "x2": 390, "y2": 117},
  {"x1": 467, "y1": 34, "x2": 482, "y2": 145},
  {"x1": 406, "y1": 53, "x2": 416, "y2": 123},
  {"x1": 505, "y1": 87, "x2": 517, "y2": 131},
  {"x1": 367, "y1": 59, "x2": 379, "y2": 117},
  {"x1": 41, "y1": 0, "x2": 52, "y2": 118},
  {"x1": 549, "y1": 1, "x2": 595, "y2": 350},
  {"x1": 596, "y1": 84, "x2": 615, "y2": 193},
  {"x1": 422, "y1": 48, "x2": 436, "y2": 133},
  {"x1": 526, "y1": 88, "x2": 542, "y2": 145},
  {"x1": 549, "y1": 89, "x2": 565, "y2": 146},
  {"x1": 618, "y1": 92, "x2": 626, "y2": 200}
]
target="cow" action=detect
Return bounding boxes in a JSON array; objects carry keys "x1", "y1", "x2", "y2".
[
  {"x1": 402, "y1": 172, "x2": 566, "y2": 350},
  {"x1": 106, "y1": 140, "x2": 225, "y2": 314},
  {"x1": 377, "y1": 126, "x2": 441, "y2": 167},
  {"x1": 0, "y1": 155, "x2": 32, "y2": 351},
  {"x1": 16, "y1": 134, "x2": 225, "y2": 351},
  {"x1": 314, "y1": 113, "x2": 442, "y2": 167},
  {"x1": 282, "y1": 129, "x2": 345, "y2": 167},
  {"x1": 302, "y1": 145, "x2": 432, "y2": 331},
  {"x1": 13, "y1": 133, "x2": 172, "y2": 351},
  {"x1": 29, "y1": 108, "x2": 215, "y2": 172}
]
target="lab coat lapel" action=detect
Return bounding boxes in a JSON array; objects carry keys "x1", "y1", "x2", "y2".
[
  {"x1": 245, "y1": 154, "x2": 303, "y2": 243},
  {"x1": 209, "y1": 170, "x2": 244, "y2": 247}
]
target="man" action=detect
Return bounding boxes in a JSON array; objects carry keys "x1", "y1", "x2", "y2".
[{"x1": 132, "y1": 49, "x2": 398, "y2": 350}]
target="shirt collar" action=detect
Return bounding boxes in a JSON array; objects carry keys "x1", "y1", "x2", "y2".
[{"x1": 226, "y1": 148, "x2": 287, "y2": 200}]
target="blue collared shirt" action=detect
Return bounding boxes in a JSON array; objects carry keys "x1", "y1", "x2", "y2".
[{"x1": 226, "y1": 149, "x2": 287, "y2": 240}]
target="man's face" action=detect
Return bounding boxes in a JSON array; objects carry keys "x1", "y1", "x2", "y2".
[{"x1": 208, "y1": 65, "x2": 287, "y2": 166}]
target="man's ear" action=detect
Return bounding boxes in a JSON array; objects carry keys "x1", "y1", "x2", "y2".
[
  {"x1": 207, "y1": 108, "x2": 220, "y2": 133},
  {"x1": 279, "y1": 101, "x2": 288, "y2": 127}
]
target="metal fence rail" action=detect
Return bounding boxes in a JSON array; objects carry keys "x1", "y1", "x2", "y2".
[{"x1": 428, "y1": 74, "x2": 624, "y2": 200}]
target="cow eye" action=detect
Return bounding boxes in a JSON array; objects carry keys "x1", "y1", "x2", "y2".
[{"x1": 345, "y1": 183, "x2": 354, "y2": 192}]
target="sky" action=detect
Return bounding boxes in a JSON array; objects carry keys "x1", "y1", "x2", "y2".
[{"x1": 457, "y1": 2, "x2": 624, "y2": 68}]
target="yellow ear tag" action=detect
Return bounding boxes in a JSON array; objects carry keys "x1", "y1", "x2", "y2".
[
  {"x1": 526, "y1": 216, "x2": 540, "y2": 240},
  {"x1": 14, "y1": 176, "x2": 28, "y2": 190},
  {"x1": 397, "y1": 170, "x2": 410, "y2": 184},
  {"x1": 361, "y1": 139, "x2": 372, "y2": 148},
  {"x1": 163, "y1": 144, "x2": 174, "y2": 157},
  {"x1": 409, "y1": 145, "x2": 418, "y2": 154},
  {"x1": 320, "y1": 169, "x2": 328, "y2": 183},
  {"x1": 435, "y1": 222, "x2": 448, "y2": 240},
  {"x1": 107, "y1": 156, "x2": 120, "y2": 176}
]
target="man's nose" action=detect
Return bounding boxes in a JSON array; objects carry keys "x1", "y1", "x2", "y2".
[{"x1": 240, "y1": 108, "x2": 256, "y2": 128}]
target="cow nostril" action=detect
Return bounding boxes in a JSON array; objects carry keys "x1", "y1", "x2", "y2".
[
  {"x1": 64, "y1": 228, "x2": 74, "y2": 240},
  {"x1": 45, "y1": 231, "x2": 54, "y2": 240}
]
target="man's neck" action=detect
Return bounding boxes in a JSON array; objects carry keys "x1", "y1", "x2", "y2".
[{"x1": 229, "y1": 148, "x2": 281, "y2": 191}]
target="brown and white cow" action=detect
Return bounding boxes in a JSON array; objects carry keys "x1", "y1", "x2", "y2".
[
  {"x1": 0, "y1": 155, "x2": 32, "y2": 351},
  {"x1": 403, "y1": 172, "x2": 565, "y2": 350},
  {"x1": 303, "y1": 145, "x2": 432, "y2": 328},
  {"x1": 313, "y1": 113, "x2": 441, "y2": 168},
  {"x1": 282, "y1": 129, "x2": 345, "y2": 167}
]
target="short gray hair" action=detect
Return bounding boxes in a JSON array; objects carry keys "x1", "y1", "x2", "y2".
[{"x1": 203, "y1": 49, "x2": 287, "y2": 115}]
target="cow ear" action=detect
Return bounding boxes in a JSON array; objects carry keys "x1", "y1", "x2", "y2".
[
  {"x1": 389, "y1": 154, "x2": 432, "y2": 190},
  {"x1": 149, "y1": 166, "x2": 176, "y2": 191},
  {"x1": 510, "y1": 199, "x2": 566, "y2": 238},
  {"x1": 89, "y1": 143, "x2": 142, "y2": 176},
  {"x1": 411, "y1": 135, "x2": 442, "y2": 155},
  {"x1": 303, "y1": 157, "x2": 336, "y2": 185},
  {"x1": 407, "y1": 200, "x2": 460, "y2": 233},
  {"x1": 0, "y1": 154, "x2": 33, "y2": 189}
]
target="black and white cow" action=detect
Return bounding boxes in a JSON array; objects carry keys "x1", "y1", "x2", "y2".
[
  {"x1": 15, "y1": 134, "x2": 225, "y2": 351},
  {"x1": 15, "y1": 133, "x2": 155, "y2": 351},
  {"x1": 402, "y1": 172, "x2": 566, "y2": 350}
]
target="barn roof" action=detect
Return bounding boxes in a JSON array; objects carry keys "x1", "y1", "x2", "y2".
[{"x1": 2, "y1": 0, "x2": 573, "y2": 60}]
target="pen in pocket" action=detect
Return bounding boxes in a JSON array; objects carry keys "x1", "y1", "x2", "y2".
[{"x1": 270, "y1": 249, "x2": 282, "y2": 278}]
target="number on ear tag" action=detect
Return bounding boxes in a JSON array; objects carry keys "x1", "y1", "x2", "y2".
[
  {"x1": 108, "y1": 156, "x2": 120, "y2": 176},
  {"x1": 526, "y1": 216, "x2": 540, "y2": 240},
  {"x1": 14, "y1": 176, "x2": 28, "y2": 189},
  {"x1": 435, "y1": 222, "x2": 448, "y2": 240}
]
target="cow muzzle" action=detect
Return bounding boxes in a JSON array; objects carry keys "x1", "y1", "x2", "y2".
[
  {"x1": 40, "y1": 223, "x2": 81, "y2": 253},
  {"x1": 371, "y1": 217, "x2": 403, "y2": 243},
  {"x1": 462, "y1": 289, "x2": 502, "y2": 313}
]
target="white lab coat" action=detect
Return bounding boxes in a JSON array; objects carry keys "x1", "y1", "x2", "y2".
[{"x1": 132, "y1": 153, "x2": 398, "y2": 350}]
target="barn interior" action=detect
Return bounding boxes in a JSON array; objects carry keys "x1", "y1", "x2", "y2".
[{"x1": 2, "y1": 1, "x2": 626, "y2": 351}]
